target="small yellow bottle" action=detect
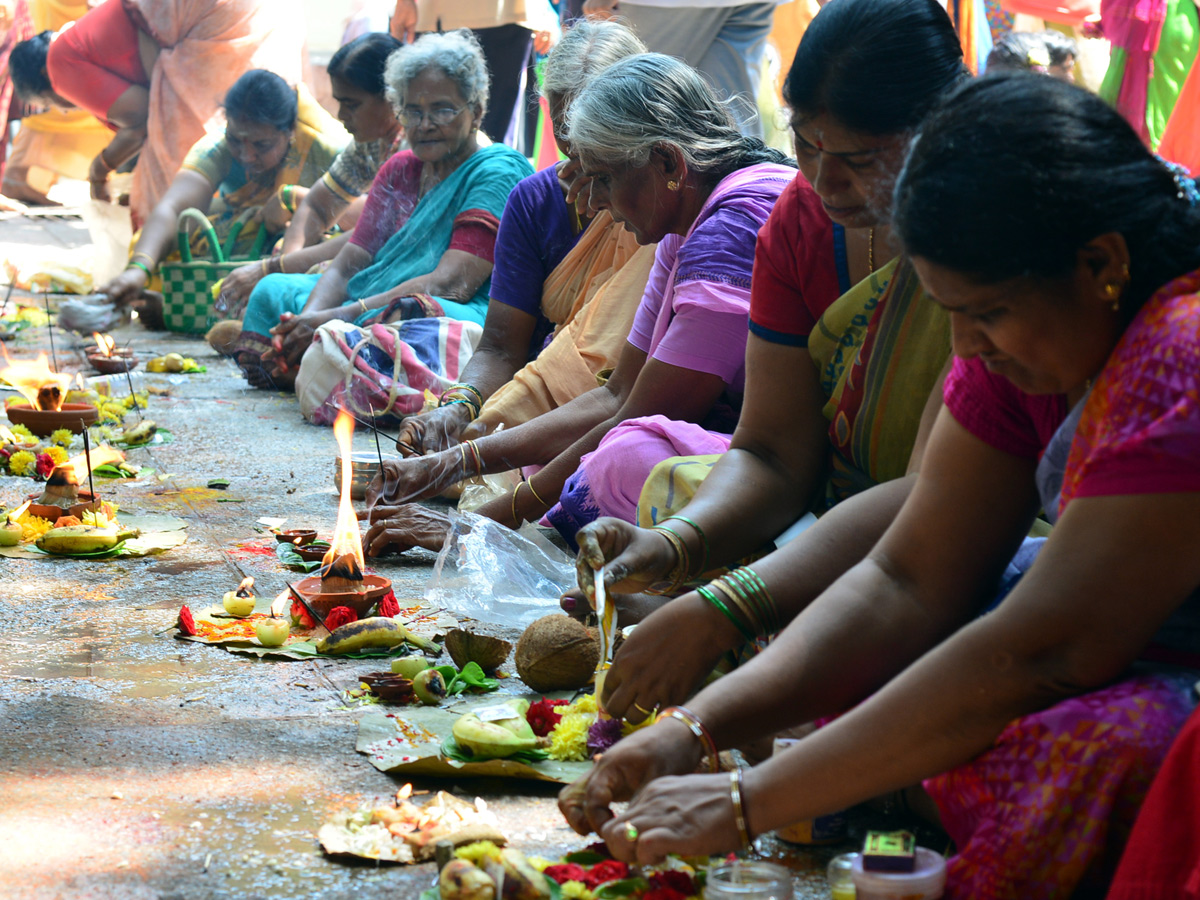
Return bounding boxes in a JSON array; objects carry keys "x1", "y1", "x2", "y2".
[{"x1": 828, "y1": 852, "x2": 858, "y2": 900}]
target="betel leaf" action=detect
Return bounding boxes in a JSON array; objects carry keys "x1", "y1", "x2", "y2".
[
  {"x1": 417, "y1": 890, "x2": 438, "y2": 900},
  {"x1": 275, "y1": 542, "x2": 322, "y2": 572},
  {"x1": 563, "y1": 850, "x2": 610, "y2": 865},
  {"x1": 450, "y1": 662, "x2": 499, "y2": 695},
  {"x1": 439, "y1": 736, "x2": 549, "y2": 764},
  {"x1": 595, "y1": 878, "x2": 650, "y2": 898},
  {"x1": 92, "y1": 464, "x2": 126, "y2": 478}
]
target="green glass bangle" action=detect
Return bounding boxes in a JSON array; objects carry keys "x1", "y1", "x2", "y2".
[
  {"x1": 663, "y1": 515, "x2": 710, "y2": 574},
  {"x1": 697, "y1": 585, "x2": 756, "y2": 641},
  {"x1": 127, "y1": 260, "x2": 152, "y2": 278}
]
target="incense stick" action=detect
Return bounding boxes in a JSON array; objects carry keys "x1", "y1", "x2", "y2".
[
  {"x1": 82, "y1": 426, "x2": 97, "y2": 513},
  {"x1": 287, "y1": 582, "x2": 327, "y2": 630},
  {"x1": 369, "y1": 413, "x2": 384, "y2": 471},
  {"x1": 122, "y1": 341, "x2": 143, "y2": 420},
  {"x1": 43, "y1": 291, "x2": 58, "y2": 372}
]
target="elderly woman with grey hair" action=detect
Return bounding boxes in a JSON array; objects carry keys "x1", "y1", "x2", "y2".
[
  {"x1": 234, "y1": 29, "x2": 532, "y2": 391},
  {"x1": 367, "y1": 53, "x2": 803, "y2": 549}
]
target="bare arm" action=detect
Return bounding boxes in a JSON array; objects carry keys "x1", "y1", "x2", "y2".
[
  {"x1": 280, "y1": 179, "x2": 349, "y2": 254},
  {"x1": 98, "y1": 169, "x2": 214, "y2": 304}
]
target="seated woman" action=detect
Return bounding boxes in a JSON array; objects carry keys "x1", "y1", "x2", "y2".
[
  {"x1": 382, "y1": 19, "x2": 651, "y2": 459},
  {"x1": 366, "y1": 54, "x2": 806, "y2": 540},
  {"x1": 214, "y1": 32, "x2": 404, "y2": 318},
  {"x1": 561, "y1": 74, "x2": 1200, "y2": 899},
  {"x1": 8, "y1": 0, "x2": 302, "y2": 222},
  {"x1": 551, "y1": 0, "x2": 958, "y2": 562},
  {"x1": 238, "y1": 30, "x2": 532, "y2": 392},
  {"x1": 96, "y1": 69, "x2": 349, "y2": 315}
]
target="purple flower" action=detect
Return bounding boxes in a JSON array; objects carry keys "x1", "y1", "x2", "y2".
[{"x1": 586, "y1": 717, "x2": 624, "y2": 756}]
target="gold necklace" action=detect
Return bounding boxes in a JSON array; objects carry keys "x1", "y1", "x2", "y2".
[{"x1": 868, "y1": 227, "x2": 875, "y2": 272}]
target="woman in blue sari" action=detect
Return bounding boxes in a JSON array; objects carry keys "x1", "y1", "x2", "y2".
[{"x1": 235, "y1": 30, "x2": 532, "y2": 389}]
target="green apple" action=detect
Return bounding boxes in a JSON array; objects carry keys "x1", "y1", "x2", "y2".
[
  {"x1": 222, "y1": 590, "x2": 256, "y2": 618},
  {"x1": 390, "y1": 655, "x2": 429, "y2": 679},
  {"x1": 255, "y1": 617, "x2": 290, "y2": 647}
]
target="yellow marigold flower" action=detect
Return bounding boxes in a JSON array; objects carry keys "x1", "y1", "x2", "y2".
[
  {"x1": 9, "y1": 424, "x2": 34, "y2": 441},
  {"x1": 8, "y1": 449, "x2": 37, "y2": 476},
  {"x1": 565, "y1": 694, "x2": 597, "y2": 716},
  {"x1": 548, "y1": 711, "x2": 591, "y2": 761},
  {"x1": 560, "y1": 881, "x2": 596, "y2": 900},
  {"x1": 49, "y1": 428, "x2": 75, "y2": 447},
  {"x1": 44, "y1": 445, "x2": 68, "y2": 465},
  {"x1": 17, "y1": 513, "x2": 53, "y2": 542},
  {"x1": 454, "y1": 841, "x2": 503, "y2": 865}
]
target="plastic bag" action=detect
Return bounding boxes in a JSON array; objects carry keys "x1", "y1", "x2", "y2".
[{"x1": 424, "y1": 510, "x2": 575, "y2": 628}]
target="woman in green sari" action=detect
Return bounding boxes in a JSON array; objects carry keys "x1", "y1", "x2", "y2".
[{"x1": 235, "y1": 30, "x2": 532, "y2": 388}]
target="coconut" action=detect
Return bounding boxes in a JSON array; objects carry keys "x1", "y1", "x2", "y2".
[
  {"x1": 515, "y1": 614, "x2": 601, "y2": 692},
  {"x1": 445, "y1": 629, "x2": 512, "y2": 675}
]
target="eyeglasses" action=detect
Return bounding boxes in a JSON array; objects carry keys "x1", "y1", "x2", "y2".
[{"x1": 399, "y1": 105, "x2": 467, "y2": 128}]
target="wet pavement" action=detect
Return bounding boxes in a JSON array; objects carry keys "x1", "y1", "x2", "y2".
[{"x1": 0, "y1": 215, "x2": 855, "y2": 899}]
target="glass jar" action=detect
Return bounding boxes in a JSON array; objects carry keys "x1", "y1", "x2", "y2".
[
  {"x1": 827, "y1": 852, "x2": 859, "y2": 900},
  {"x1": 704, "y1": 861, "x2": 794, "y2": 900}
]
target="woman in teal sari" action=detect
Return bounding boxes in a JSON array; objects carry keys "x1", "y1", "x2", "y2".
[{"x1": 235, "y1": 30, "x2": 532, "y2": 389}]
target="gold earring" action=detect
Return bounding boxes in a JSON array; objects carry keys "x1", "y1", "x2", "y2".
[
  {"x1": 1103, "y1": 281, "x2": 1121, "y2": 311},
  {"x1": 667, "y1": 180, "x2": 679, "y2": 191}
]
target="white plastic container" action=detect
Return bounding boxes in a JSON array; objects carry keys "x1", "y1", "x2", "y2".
[
  {"x1": 850, "y1": 847, "x2": 946, "y2": 900},
  {"x1": 704, "y1": 860, "x2": 794, "y2": 899}
]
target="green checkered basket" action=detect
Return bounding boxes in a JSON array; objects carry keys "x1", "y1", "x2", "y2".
[{"x1": 159, "y1": 208, "x2": 271, "y2": 334}]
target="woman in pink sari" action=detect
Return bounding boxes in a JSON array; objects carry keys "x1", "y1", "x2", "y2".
[
  {"x1": 563, "y1": 74, "x2": 1200, "y2": 899},
  {"x1": 9, "y1": 0, "x2": 303, "y2": 223}
]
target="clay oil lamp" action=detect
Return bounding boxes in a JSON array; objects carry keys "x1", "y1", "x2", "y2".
[
  {"x1": 87, "y1": 333, "x2": 137, "y2": 375},
  {"x1": 294, "y1": 411, "x2": 391, "y2": 620},
  {"x1": 27, "y1": 446, "x2": 125, "y2": 521},
  {"x1": 2, "y1": 352, "x2": 98, "y2": 436}
]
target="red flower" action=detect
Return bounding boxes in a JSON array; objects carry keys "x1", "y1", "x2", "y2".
[
  {"x1": 34, "y1": 452, "x2": 55, "y2": 479},
  {"x1": 542, "y1": 864, "x2": 587, "y2": 886},
  {"x1": 644, "y1": 889, "x2": 688, "y2": 900},
  {"x1": 649, "y1": 871, "x2": 695, "y2": 895},
  {"x1": 290, "y1": 599, "x2": 316, "y2": 629},
  {"x1": 178, "y1": 605, "x2": 197, "y2": 636},
  {"x1": 376, "y1": 590, "x2": 400, "y2": 618},
  {"x1": 582, "y1": 860, "x2": 629, "y2": 890},
  {"x1": 526, "y1": 697, "x2": 569, "y2": 737},
  {"x1": 324, "y1": 606, "x2": 359, "y2": 631}
]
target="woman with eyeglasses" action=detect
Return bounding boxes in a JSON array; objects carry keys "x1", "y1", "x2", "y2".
[{"x1": 234, "y1": 30, "x2": 532, "y2": 390}]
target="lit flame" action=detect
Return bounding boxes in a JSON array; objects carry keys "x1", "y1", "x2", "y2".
[
  {"x1": 92, "y1": 333, "x2": 116, "y2": 357},
  {"x1": 235, "y1": 576, "x2": 255, "y2": 597},
  {"x1": 397, "y1": 783, "x2": 413, "y2": 802},
  {"x1": 0, "y1": 425, "x2": 17, "y2": 443},
  {"x1": 6, "y1": 500, "x2": 31, "y2": 523},
  {"x1": 324, "y1": 410, "x2": 365, "y2": 573},
  {"x1": 65, "y1": 446, "x2": 125, "y2": 481},
  {"x1": 0, "y1": 351, "x2": 71, "y2": 411}
]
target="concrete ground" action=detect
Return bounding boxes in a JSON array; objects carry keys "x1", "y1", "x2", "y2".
[{"x1": 0, "y1": 214, "x2": 868, "y2": 899}]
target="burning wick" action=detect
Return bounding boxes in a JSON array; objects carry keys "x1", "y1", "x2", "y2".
[
  {"x1": 235, "y1": 577, "x2": 255, "y2": 598},
  {"x1": 6, "y1": 500, "x2": 31, "y2": 525},
  {"x1": 92, "y1": 333, "x2": 116, "y2": 358},
  {"x1": 0, "y1": 352, "x2": 71, "y2": 411},
  {"x1": 323, "y1": 411, "x2": 368, "y2": 595}
]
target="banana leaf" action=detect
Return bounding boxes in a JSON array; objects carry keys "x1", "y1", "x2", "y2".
[
  {"x1": 0, "y1": 513, "x2": 187, "y2": 559},
  {"x1": 357, "y1": 702, "x2": 592, "y2": 784}
]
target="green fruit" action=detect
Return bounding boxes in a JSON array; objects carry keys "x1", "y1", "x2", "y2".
[
  {"x1": 255, "y1": 617, "x2": 290, "y2": 647},
  {"x1": 0, "y1": 522, "x2": 22, "y2": 546},
  {"x1": 223, "y1": 591, "x2": 255, "y2": 617},
  {"x1": 316, "y1": 617, "x2": 410, "y2": 655},
  {"x1": 391, "y1": 655, "x2": 429, "y2": 678},
  {"x1": 451, "y1": 704, "x2": 539, "y2": 759},
  {"x1": 412, "y1": 668, "x2": 446, "y2": 705},
  {"x1": 36, "y1": 525, "x2": 119, "y2": 555},
  {"x1": 439, "y1": 858, "x2": 496, "y2": 900}
]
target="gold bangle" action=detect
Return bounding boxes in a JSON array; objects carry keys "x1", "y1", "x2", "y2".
[
  {"x1": 260, "y1": 258, "x2": 269, "y2": 278},
  {"x1": 511, "y1": 481, "x2": 524, "y2": 525},
  {"x1": 730, "y1": 770, "x2": 752, "y2": 847},
  {"x1": 358, "y1": 298, "x2": 369, "y2": 316},
  {"x1": 277, "y1": 253, "x2": 287, "y2": 275},
  {"x1": 526, "y1": 477, "x2": 549, "y2": 507},
  {"x1": 130, "y1": 251, "x2": 156, "y2": 267}
]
